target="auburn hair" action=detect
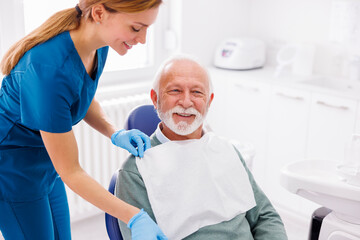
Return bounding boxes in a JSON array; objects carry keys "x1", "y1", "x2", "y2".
[{"x1": 0, "y1": 0, "x2": 162, "y2": 76}]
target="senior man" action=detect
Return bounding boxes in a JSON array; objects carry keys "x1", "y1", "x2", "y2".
[{"x1": 115, "y1": 56, "x2": 288, "y2": 240}]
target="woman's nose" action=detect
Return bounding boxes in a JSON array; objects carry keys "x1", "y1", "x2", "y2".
[{"x1": 136, "y1": 29, "x2": 147, "y2": 44}]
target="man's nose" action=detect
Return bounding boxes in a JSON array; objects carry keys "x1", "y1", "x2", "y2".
[{"x1": 179, "y1": 92, "x2": 193, "y2": 108}]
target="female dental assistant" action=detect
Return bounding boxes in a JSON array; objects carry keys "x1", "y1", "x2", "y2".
[{"x1": 0, "y1": 1, "x2": 167, "y2": 239}]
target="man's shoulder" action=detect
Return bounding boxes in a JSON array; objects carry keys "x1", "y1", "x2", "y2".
[
  {"x1": 121, "y1": 154, "x2": 138, "y2": 173},
  {"x1": 120, "y1": 134, "x2": 162, "y2": 173},
  {"x1": 150, "y1": 133, "x2": 162, "y2": 147}
]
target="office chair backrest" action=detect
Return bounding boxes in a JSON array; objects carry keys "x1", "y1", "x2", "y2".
[{"x1": 105, "y1": 104, "x2": 161, "y2": 240}]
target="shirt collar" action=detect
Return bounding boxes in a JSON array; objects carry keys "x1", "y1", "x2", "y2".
[{"x1": 155, "y1": 123, "x2": 171, "y2": 144}]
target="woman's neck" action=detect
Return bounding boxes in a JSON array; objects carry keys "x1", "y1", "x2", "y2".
[{"x1": 70, "y1": 20, "x2": 102, "y2": 75}]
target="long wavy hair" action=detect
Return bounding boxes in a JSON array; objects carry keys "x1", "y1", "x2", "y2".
[{"x1": 0, "y1": 0, "x2": 162, "y2": 76}]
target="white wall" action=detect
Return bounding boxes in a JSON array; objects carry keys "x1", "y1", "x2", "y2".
[
  {"x1": 0, "y1": 0, "x2": 24, "y2": 80},
  {"x1": 248, "y1": 0, "x2": 331, "y2": 43},
  {"x1": 180, "y1": 0, "x2": 351, "y2": 78},
  {"x1": 179, "y1": 0, "x2": 251, "y2": 66},
  {"x1": 248, "y1": 0, "x2": 346, "y2": 77},
  {"x1": 0, "y1": 0, "x2": 24, "y2": 58}
]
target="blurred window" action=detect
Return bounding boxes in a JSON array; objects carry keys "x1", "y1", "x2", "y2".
[{"x1": 23, "y1": 0, "x2": 154, "y2": 73}]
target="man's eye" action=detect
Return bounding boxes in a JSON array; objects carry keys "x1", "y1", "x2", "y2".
[
  {"x1": 170, "y1": 89, "x2": 180, "y2": 93},
  {"x1": 132, "y1": 27, "x2": 140, "y2": 32}
]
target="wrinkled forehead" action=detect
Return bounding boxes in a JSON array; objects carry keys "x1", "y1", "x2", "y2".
[{"x1": 160, "y1": 61, "x2": 210, "y2": 90}]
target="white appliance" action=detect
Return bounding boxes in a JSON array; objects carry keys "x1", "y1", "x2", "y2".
[{"x1": 213, "y1": 38, "x2": 266, "y2": 70}]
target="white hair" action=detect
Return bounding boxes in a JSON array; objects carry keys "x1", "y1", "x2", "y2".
[{"x1": 152, "y1": 54, "x2": 214, "y2": 98}]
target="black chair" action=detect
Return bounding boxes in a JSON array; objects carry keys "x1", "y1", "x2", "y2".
[{"x1": 308, "y1": 207, "x2": 332, "y2": 240}]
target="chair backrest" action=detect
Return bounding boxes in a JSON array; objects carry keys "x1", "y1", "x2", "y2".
[
  {"x1": 105, "y1": 104, "x2": 161, "y2": 240},
  {"x1": 105, "y1": 171, "x2": 123, "y2": 240},
  {"x1": 124, "y1": 104, "x2": 161, "y2": 136}
]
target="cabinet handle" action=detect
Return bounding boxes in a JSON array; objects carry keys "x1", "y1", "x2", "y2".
[
  {"x1": 234, "y1": 83, "x2": 259, "y2": 92},
  {"x1": 276, "y1": 92, "x2": 304, "y2": 101},
  {"x1": 316, "y1": 100, "x2": 349, "y2": 110}
]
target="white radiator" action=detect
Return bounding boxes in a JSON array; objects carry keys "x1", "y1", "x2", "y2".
[{"x1": 67, "y1": 93, "x2": 152, "y2": 222}]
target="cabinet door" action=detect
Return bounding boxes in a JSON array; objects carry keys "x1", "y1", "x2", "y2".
[
  {"x1": 307, "y1": 93, "x2": 357, "y2": 162},
  {"x1": 226, "y1": 79, "x2": 271, "y2": 188},
  {"x1": 206, "y1": 69, "x2": 229, "y2": 134},
  {"x1": 266, "y1": 86, "x2": 318, "y2": 216},
  {"x1": 355, "y1": 102, "x2": 360, "y2": 134}
]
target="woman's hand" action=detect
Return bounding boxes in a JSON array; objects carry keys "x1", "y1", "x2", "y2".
[
  {"x1": 111, "y1": 129, "x2": 151, "y2": 158},
  {"x1": 128, "y1": 209, "x2": 168, "y2": 240}
]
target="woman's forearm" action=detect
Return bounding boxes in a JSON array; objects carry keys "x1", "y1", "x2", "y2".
[
  {"x1": 84, "y1": 98, "x2": 117, "y2": 138},
  {"x1": 62, "y1": 168, "x2": 139, "y2": 223},
  {"x1": 40, "y1": 130, "x2": 139, "y2": 223}
]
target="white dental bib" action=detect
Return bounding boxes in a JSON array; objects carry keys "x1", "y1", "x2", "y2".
[{"x1": 136, "y1": 132, "x2": 256, "y2": 240}]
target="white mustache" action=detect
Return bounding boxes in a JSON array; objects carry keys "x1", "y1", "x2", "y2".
[
  {"x1": 169, "y1": 106, "x2": 200, "y2": 117},
  {"x1": 157, "y1": 105, "x2": 205, "y2": 136}
]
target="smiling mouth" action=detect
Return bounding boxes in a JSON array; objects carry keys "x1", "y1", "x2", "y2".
[
  {"x1": 124, "y1": 42, "x2": 133, "y2": 49},
  {"x1": 175, "y1": 113, "x2": 195, "y2": 118}
]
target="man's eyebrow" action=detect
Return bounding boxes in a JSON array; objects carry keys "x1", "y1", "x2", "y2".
[
  {"x1": 165, "y1": 83, "x2": 180, "y2": 88},
  {"x1": 134, "y1": 22, "x2": 149, "y2": 27}
]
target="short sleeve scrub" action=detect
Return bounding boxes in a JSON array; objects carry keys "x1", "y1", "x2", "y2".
[{"x1": 0, "y1": 31, "x2": 108, "y2": 202}]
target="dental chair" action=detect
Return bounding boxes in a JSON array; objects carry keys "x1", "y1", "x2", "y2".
[
  {"x1": 104, "y1": 104, "x2": 255, "y2": 239},
  {"x1": 105, "y1": 104, "x2": 161, "y2": 240}
]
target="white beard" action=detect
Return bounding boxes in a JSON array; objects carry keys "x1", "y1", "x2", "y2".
[{"x1": 157, "y1": 105, "x2": 206, "y2": 136}]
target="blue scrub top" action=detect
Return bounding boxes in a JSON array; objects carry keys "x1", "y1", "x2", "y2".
[{"x1": 0, "y1": 31, "x2": 108, "y2": 201}]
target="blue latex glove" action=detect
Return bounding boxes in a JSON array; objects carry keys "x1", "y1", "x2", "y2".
[
  {"x1": 111, "y1": 129, "x2": 151, "y2": 158},
  {"x1": 128, "y1": 209, "x2": 168, "y2": 240}
]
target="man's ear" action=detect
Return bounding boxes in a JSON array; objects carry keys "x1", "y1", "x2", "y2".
[
  {"x1": 208, "y1": 93, "x2": 214, "y2": 107},
  {"x1": 150, "y1": 89, "x2": 158, "y2": 109}
]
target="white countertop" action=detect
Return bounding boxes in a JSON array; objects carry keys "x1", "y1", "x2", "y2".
[{"x1": 207, "y1": 66, "x2": 360, "y2": 100}]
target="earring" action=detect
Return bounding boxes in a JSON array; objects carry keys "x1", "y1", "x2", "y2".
[{"x1": 96, "y1": 22, "x2": 100, "y2": 25}]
